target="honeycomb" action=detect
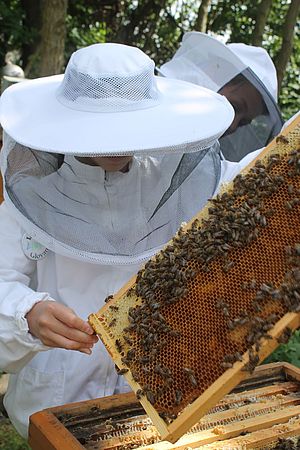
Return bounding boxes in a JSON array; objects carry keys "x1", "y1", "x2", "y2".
[
  {"x1": 89, "y1": 115, "x2": 300, "y2": 442},
  {"x1": 199, "y1": 431, "x2": 300, "y2": 450}
]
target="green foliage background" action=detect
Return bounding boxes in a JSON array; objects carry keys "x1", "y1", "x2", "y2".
[
  {"x1": 0, "y1": 0, "x2": 24, "y2": 63},
  {"x1": 0, "y1": 0, "x2": 299, "y2": 119},
  {"x1": 264, "y1": 330, "x2": 300, "y2": 367}
]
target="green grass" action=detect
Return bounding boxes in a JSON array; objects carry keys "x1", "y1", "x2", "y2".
[
  {"x1": 0, "y1": 371, "x2": 30, "y2": 450},
  {"x1": 0, "y1": 418, "x2": 30, "y2": 450}
]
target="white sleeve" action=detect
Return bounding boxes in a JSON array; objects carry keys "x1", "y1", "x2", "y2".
[
  {"x1": 0, "y1": 202, "x2": 52, "y2": 373},
  {"x1": 281, "y1": 111, "x2": 300, "y2": 130},
  {"x1": 219, "y1": 148, "x2": 264, "y2": 187}
]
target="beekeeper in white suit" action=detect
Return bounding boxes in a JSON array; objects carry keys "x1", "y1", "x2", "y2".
[
  {"x1": 158, "y1": 31, "x2": 283, "y2": 162},
  {"x1": 0, "y1": 42, "x2": 262, "y2": 438}
]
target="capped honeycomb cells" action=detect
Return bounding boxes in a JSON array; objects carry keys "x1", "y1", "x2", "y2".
[{"x1": 92, "y1": 128, "x2": 300, "y2": 422}]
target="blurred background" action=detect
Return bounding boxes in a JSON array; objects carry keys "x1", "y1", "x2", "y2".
[{"x1": 0, "y1": 0, "x2": 299, "y2": 121}]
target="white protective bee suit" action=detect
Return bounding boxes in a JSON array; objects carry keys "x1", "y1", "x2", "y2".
[
  {"x1": 0, "y1": 144, "x2": 260, "y2": 438},
  {"x1": 0, "y1": 42, "x2": 260, "y2": 438}
]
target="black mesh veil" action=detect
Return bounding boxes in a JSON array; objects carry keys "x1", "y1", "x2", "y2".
[
  {"x1": 219, "y1": 67, "x2": 283, "y2": 161},
  {"x1": 1, "y1": 134, "x2": 221, "y2": 265}
]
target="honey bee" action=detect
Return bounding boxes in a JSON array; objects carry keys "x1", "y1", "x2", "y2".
[
  {"x1": 145, "y1": 390, "x2": 156, "y2": 405},
  {"x1": 234, "y1": 316, "x2": 249, "y2": 326},
  {"x1": 115, "y1": 339, "x2": 123, "y2": 353},
  {"x1": 221, "y1": 361, "x2": 233, "y2": 369},
  {"x1": 165, "y1": 377, "x2": 174, "y2": 387},
  {"x1": 242, "y1": 356, "x2": 259, "y2": 374},
  {"x1": 109, "y1": 318, "x2": 116, "y2": 327},
  {"x1": 109, "y1": 305, "x2": 119, "y2": 311},
  {"x1": 104, "y1": 294, "x2": 114, "y2": 303},
  {"x1": 126, "y1": 348, "x2": 136, "y2": 360},
  {"x1": 139, "y1": 356, "x2": 150, "y2": 364},
  {"x1": 183, "y1": 368, "x2": 198, "y2": 387},
  {"x1": 267, "y1": 154, "x2": 280, "y2": 167},
  {"x1": 131, "y1": 370, "x2": 140, "y2": 382},
  {"x1": 115, "y1": 366, "x2": 129, "y2": 375},
  {"x1": 136, "y1": 389, "x2": 144, "y2": 400},
  {"x1": 277, "y1": 327, "x2": 293, "y2": 344},
  {"x1": 223, "y1": 261, "x2": 234, "y2": 273},
  {"x1": 216, "y1": 299, "x2": 230, "y2": 317},
  {"x1": 276, "y1": 135, "x2": 289, "y2": 144},
  {"x1": 123, "y1": 335, "x2": 133, "y2": 346},
  {"x1": 227, "y1": 320, "x2": 236, "y2": 331},
  {"x1": 159, "y1": 412, "x2": 173, "y2": 424},
  {"x1": 285, "y1": 201, "x2": 294, "y2": 211},
  {"x1": 119, "y1": 349, "x2": 130, "y2": 361},
  {"x1": 174, "y1": 390, "x2": 182, "y2": 405},
  {"x1": 235, "y1": 352, "x2": 243, "y2": 362},
  {"x1": 126, "y1": 287, "x2": 135, "y2": 297},
  {"x1": 241, "y1": 281, "x2": 249, "y2": 290},
  {"x1": 169, "y1": 329, "x2": 181, "y2": 338}
]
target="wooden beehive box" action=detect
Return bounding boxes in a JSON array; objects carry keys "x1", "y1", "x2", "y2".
[
  {"x1": 89, "y1": 114, "x2": 300, "y2": 443},
  {"x1": 29, "y1": 363, "x2": 300, "y2": 449}
]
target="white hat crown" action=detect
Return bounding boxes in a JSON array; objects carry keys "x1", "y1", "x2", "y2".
[
  {"x1": 227, "y1": 43, "x2": 278, "y2": 100},
  {"x1": 57, "y1": 43, "x2": 161, "y2": 112}
]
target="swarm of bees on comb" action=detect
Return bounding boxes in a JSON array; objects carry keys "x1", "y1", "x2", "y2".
[{"x1": 89, "y1": 116, "x2": 300, "y2": 442}]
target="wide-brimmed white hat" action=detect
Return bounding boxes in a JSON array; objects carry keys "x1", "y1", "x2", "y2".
[
  {"x1": 158, "y1": 32, "x2": 278, "y2": 101},
  {"x1": 0, "y1": 43, "x2": 234, "y2": 156}
]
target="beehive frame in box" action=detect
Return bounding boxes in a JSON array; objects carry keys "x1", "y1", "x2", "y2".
[
  {"x1": 28, "y1": 363, "x2": 300, "y2": 449},
  {"x1": 89, "y1": 114, "x2": 300, "y2": 443}
]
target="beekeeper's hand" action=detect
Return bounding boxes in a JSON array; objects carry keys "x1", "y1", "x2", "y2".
[{"x1": 26, "y1": 300, "x2": 98, "y2": 354}]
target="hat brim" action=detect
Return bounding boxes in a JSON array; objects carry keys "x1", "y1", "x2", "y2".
[
  {"x1": 0, "y1": 74, "x2": 234, "y2": 155},
  {"x1": 183, "y1": 32, "x2": 246, "y2": 69},
  {"x1": 159, "y1": 32, "x2": 246, "y2": 92}
]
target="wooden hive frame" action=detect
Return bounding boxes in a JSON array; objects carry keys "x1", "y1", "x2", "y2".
[{"x1": 89, "y1": 114, "x2": 300, "y2": 443}]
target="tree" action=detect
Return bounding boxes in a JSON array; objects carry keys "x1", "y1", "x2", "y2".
[
  {"x1": 208, "y1": 0, "x2": 255, "y2": 43},
  {"x1": 25, "y1": 0, "x2": 68, "y2": 77},
  {"x1": 251, "y1": 0, "x2": 273, "y2": 46},
  {"x1": 116, "y1": 0, "x2": 171, "y2": 47},
  {"x1": 195, "y1": 0, "x2": 212, "y2": 33},
  {"x1": 274, "y1": 0, "x2": 300, "y2": 91},
  {"x1": 20, "y1": 0, "x2": 41, "y2": 70},
  {"x1": 109, "y1": 0, "x2": 186, "y2": 63},
  {"x1": 39, "y1": 0, "x2": 68, "y2": 76}
]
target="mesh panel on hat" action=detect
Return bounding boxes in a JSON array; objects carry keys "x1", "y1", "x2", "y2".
[{"x1": 56, "y1": 59, "x2": 161, "y2": 112}]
